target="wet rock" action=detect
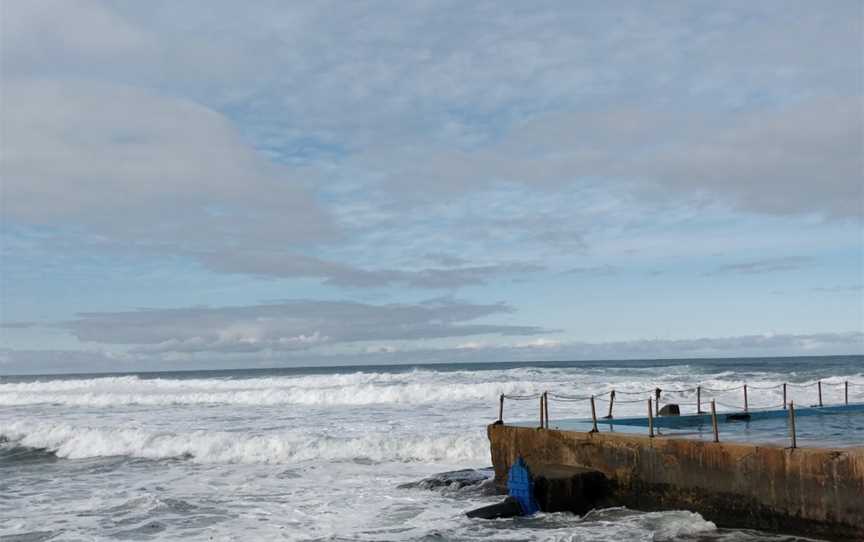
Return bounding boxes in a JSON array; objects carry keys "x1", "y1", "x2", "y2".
[
  {"x1": 466, "y1": 496, "x2": 522, "y2": 519},
  {"x1": 398, "y1": 468, "x2": 493, "y2": 490}
]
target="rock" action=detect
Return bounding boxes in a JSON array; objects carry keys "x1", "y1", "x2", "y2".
[
  {"x1": 659, "y1": 404, "x2": 680, "y2": 416},
  {"x1": 397, "y1": 468, "x2": 493, "y2": 490},
  {"x1": 466, "y1": 496, "x2": 523, "y2": 519}
]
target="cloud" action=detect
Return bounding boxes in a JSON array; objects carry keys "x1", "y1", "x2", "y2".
[
  {"x1": 564, "y1": 265, "x2": 618, "y2": 277},
  {"x1": 370, "y1": 97, "x2": 863, "y2": 218},
  {"x1": 1, "y1": 0, "x2": 156, "y2": 73},
  {"x1": 31, "y1": 299, "x2": 550, "y2": 355},
  {"x1": 345, "y1": 331, "x2": 864, "y2": 364},
  {"x1": 0, "y1": 348, "x2": 132, "y2": 375},
  {"x1": 0, "y1": 321, "x2": 39, "y2": 329},
  {"x1": 2, "y1": 1, "x2": 861, "y2": 289},
  {"x1": 6, "y1": 2, "x2": 861, "y2": 222},
  {"x1": 707, "y1": 256, "x2": 811, "y2": 276},
  {"x1": 811, "y1": 284, "x2": 864, "y2": 293},
  {"x1": 0, "y1": 77, "x2": 545, "y2": 287},
  {"x1": 1, "y1": 77, "x2": 333, "y2": 244},
  {"x1": 425, "y1": 253, "x2": 470, "y2": 267},
  {"x1": 2, "y1": 331, "x2": 860, "y2": 375},
  {"x1": 196, "y1": 250, "x2": 543, "y2": 287}
]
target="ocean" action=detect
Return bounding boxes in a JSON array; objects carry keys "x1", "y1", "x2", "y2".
[{"x1": 1, "y1": 355, "x2": 861, "y2": 541}]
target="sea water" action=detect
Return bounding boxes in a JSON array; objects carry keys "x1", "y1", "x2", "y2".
[{"x1": 1, "y1": 355, "x2": 861, "y2": 541}]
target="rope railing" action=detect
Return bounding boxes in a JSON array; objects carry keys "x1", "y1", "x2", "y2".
[
  {"x1": 502, "y1": 393, "x2": 541, "y2": 400},
  {"x1": 701, "y1": 385, "x2": 745, "y2": 392},
  {"x1": 614, "y1": 389, "x2": 656, "y2": 396},
  {"x1": 496, "y1": 379, "x2": 864, "y2": 447},
  {"x1": 549, "y1": 393, "x2": 591, "y2": 401},
  {"x1": 745, "y1": 383, "x2": 783, "y2": 390}
]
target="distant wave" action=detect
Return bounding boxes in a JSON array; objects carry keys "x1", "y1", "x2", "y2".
[
  {"x1": 1, "y1": 369, "x2": 860, "y2": 407},
  {"x1": 0, "y1": 382, "x2": 538, "y2": 407},
  {"x1": 0, "y1": 420, "x2": 488, "y2": 465}
]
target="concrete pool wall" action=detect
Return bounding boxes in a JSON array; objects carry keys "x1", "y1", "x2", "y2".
[{"x1": 488, "y1": 423, "x2": 864, "y2": 540}]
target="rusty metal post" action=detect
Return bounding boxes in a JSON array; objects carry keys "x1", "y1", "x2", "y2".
[
  {"x1": 710, "y1": 400, "x2": 719, "y2": 443},
  {"x1": 654, "y1": 388, "x2": 661, "y2": 417},
  {"x1": 604, "y1": 390, "x2": 615, "y2": 419},
  {"x1": 845, "y1": 381, "x2": 849, "y2": 405},
  {"x1": 648, "y1": 398, "x2": 655, "y2": 438},
  {"x1": 789, "y1": 401, "x2": 797, "y2": 449},
  {"x1": 818, "y1": 381, "x2": 823, "y2": 407},
  {"x1": 783, "y1": 383, "x2": 787, "y2": 409},
  {"x1": 697, "y1": 386, "x2": 702, "y2": 414},
  {"x1": 498, "y1": 393, "x2": 504, "y2": 423},
  {"x1": 589, "y1": 396, "x2": 599, "y2": 432},
  {"x1": 743, "y1": 384, "x2": 748, "y2": 413}
]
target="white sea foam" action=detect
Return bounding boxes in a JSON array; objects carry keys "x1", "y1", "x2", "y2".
[
  {"x1": 0, "y1": 381, "x2": 543, "y2": 407},
  {"x1": 3, "y1": 368, "x2": 860, "y2": 408},
  {"x1": 2, "y1": 360, "x2": 860, "y2": 541},
  {"x1": 0, "y1": 367, "x2": 588, "y2": 407},
  {"x1": 0, "y1": 419, "x2": 488, "y2": 465}
]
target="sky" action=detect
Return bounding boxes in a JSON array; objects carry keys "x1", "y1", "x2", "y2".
[{"x1": 0, "y1": 0, "x2": 862, "y2": 374}]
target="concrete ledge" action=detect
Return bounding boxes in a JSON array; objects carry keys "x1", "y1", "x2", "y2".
[{"x1": 488, "y1": 424, "x2": 864, "y2": 540}]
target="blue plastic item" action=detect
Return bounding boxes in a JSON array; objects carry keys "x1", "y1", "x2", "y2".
[{"x1": 506, "y1": 456, "x2": 540, "y2": 515}]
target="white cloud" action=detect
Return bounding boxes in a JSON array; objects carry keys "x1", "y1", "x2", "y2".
[
  {"x1": 707, "y1": 256, "x2": 812, "y2": 276},
  {"x1": 1, "y1": 0, "x2": 156, "y2": 72},
  {"x1": 19, "y1": 299, "x2": 551, "y2": 355},
  {"x1": 2, "y1": 331, "x2": 860, "y2": 375},
  {"x1": 368, "y1": 98, "x2": 863, "y2": 218},
  {"x1": 2, "y1": 78, "x2": 332, "y2": 244}
]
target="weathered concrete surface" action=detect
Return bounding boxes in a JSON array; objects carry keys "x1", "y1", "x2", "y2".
[{"x1": 488, "y1": 424, "x2": 864, "y2": 541}]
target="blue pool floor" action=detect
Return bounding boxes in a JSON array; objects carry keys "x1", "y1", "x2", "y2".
[{"x1": 512, "y1": 403, "x2": 864, "y2": 448}]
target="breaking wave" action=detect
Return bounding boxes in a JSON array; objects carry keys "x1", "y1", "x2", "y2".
[
  {"x1": 0, "y1": 420, "x2": 488, "y2": 465},
  {"x1": 0, "y1": 382, "x2": 538, "y2": 407},
  {"x1": 2, "y1": 369, "x2": 860, "y2": 408},
  {"x1": 0, "y1": 370, "x2": 549, "y2": 407}
]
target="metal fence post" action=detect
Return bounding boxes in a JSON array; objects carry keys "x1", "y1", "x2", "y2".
[
  {"x1": 604, "y1": 390, "x2": 615, "y2": 419},
  {"x1": 648, "y1": 398, "x2": 655, "y2": 438},
  {"x1": 845, "y1": 381, "x2": 849, "y2": 405},
  {"x1": 654, "y1": 388, "x2": 661, "y2": 417},
  {"x1": 743, "y1": 384, "x2": 748, "y2": 413},
  {"x1": 783, "y1": 383, "x2": 787, "y2": 410},
  {"x1": 710, "y1": 400, "x2": 719, "y2": 443},
  {"x1": 697, "y1": 386, "x2": 702, "y2": 414},
  {"x1": 539, "y1": 394, "x2": 545, "y2": 428},
  {"x1": 818, "y1": 380, "x2": 823, "y2": 407},
  {"x1": 498, "y1": 393, "x2": 504, "y2": 423},
  {"x1": 590, "y1": 396, "x2": 598, "y2": 433},
  {"x1": 789, "y1": 401, "x2": 797, "y2": 449},
  {"x1": 544, "y1": 392, "x2": 549, "y2": 429}
]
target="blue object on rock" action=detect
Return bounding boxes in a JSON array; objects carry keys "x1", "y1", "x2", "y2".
[{"x1": 507, "y1": 456, "x2": 540, "y2": 515}]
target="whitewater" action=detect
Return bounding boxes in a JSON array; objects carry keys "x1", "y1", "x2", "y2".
[{"x1": 1, "y1": 356, "x2": 861, "y2": 541}]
